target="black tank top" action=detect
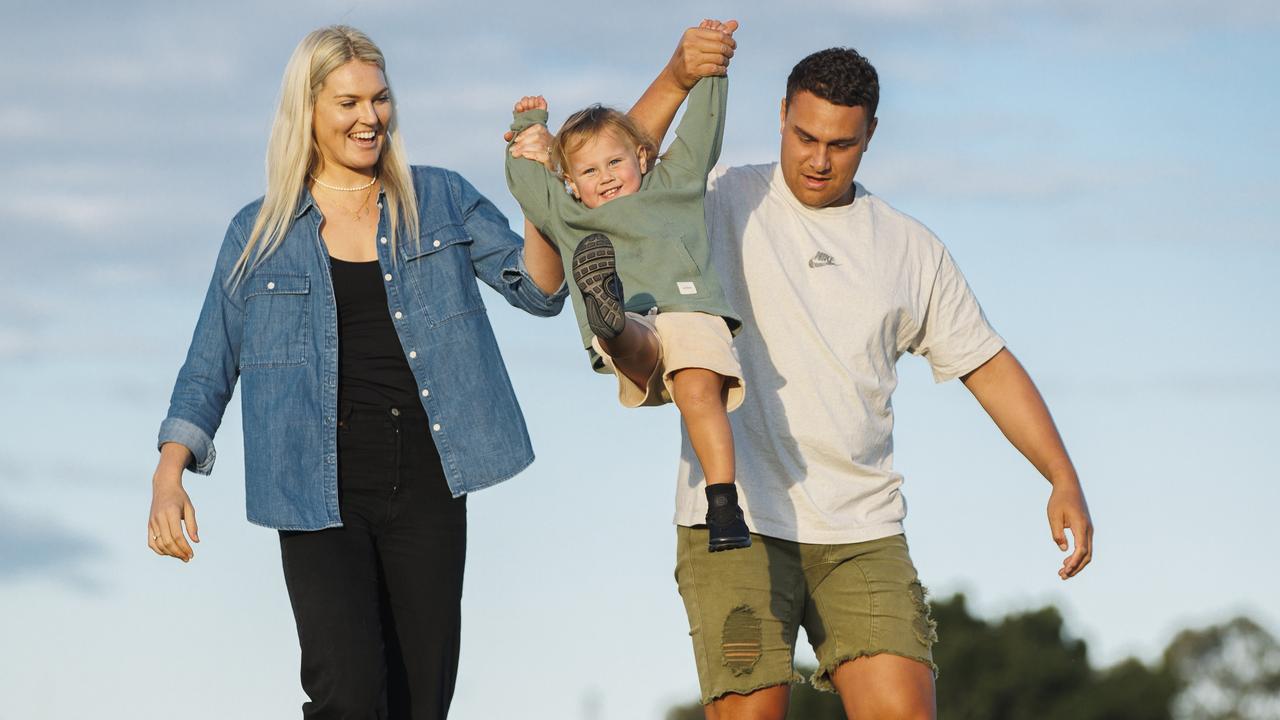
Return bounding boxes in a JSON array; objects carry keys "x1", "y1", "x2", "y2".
[{"x1": 330, "y1": 257, "x2": 420, "y2": 409}]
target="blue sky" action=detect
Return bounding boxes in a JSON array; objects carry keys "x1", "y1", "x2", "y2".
[{"x1": 2, "y1": 1, "x2": 1278, "y2": 717}]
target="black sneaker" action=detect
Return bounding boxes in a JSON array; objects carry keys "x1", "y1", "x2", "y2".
[
  {"x1": 707, "y1": 497, "x2": 752, "y2": 552},
  {"x1": 572, "y1": 233, "x2": 626, "y2": 340}
]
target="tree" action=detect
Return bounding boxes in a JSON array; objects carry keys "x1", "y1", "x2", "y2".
[{"x1": 1164, "y1": 617, "x2": 1280, "y2": 720}]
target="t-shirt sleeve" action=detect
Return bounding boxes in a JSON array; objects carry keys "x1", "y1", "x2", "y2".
[
  {"x1": 907, "y1": 247, "x2": 1006, "y2": 382},
  {"x1": 504, "y1": 108, "x2": 560, "y2": 231}
]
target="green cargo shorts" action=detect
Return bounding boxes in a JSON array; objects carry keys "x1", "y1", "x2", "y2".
[{"x1": 674, "y1": 527, "x2": 938, "y2": 704}]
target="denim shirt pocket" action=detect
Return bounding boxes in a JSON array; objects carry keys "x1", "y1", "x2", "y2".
[
  {"x1": 240, "y1": 273, "x2": 310, "y2": 369},
  {"x1": 399, "y1": 223, "x2": 485, "y2": 326}
]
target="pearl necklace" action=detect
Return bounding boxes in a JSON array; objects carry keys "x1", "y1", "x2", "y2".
[{"x1": 310, "y1": 172, "x2": 378, "y2": 192}]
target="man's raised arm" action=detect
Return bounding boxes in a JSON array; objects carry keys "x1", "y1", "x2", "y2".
[{"x1": 629, "y1": 19, "x2": 739, "y2": 148}]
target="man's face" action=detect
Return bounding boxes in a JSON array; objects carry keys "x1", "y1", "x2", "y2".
[{"x1": 778, "y1": 90, "x2": 877, "y2": 208}]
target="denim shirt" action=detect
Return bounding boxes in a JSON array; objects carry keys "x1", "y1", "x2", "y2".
[{"x1": 158, "y1": 166, "x2": 568, "y2": 530}]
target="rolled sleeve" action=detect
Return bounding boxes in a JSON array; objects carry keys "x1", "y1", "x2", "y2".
[
  {"x1": 500, "y1": 252, "x2": 569, "y2": 316},
  {"x1": 451, "y1": 170, "x2": 567, "y2": 317},
  {"x1": 157, "y1": 417, "x2": 217, "y2": 475},
  {"x1": 156, "y1": 217, "x2": 246, "y2": 477}
]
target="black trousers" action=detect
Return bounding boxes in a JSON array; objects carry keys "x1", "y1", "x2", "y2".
[{"x1": 280, "y1": 402, "x2": 466, "y2": 720}]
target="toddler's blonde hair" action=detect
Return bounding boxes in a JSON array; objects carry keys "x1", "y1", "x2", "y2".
[{"x1": 552, "y1": 105, "x2": 658, "y2": 179}]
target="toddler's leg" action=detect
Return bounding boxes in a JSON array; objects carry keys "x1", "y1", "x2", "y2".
[
  {"x1": 573, "y1": 234, "x2": 660, "y2": 387},
  {"x1": 671, "y1": 368, "x2": 750, "y2": 552},
  {"x1": 671, "y1": 368, "x2": 734, "y2": 485},
  {"x1": 598, "y1": 321, "x2": 660, "y2": 392}
]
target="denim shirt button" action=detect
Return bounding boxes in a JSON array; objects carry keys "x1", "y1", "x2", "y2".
[
  {"x1": 394, "y1": 311, "x2": 403, "y2": 320},
  {"x1": 379, "y1": 236, "x2": 387, "y2": 244},
  {"x1": 432, "y1": 423, "x2": 441, "y2": 432},
  {"x1": 433, "y1": 240, "x2": 441, "y2": 248},
  {"x1": 266, "y1": 281, "x2": 275, "y2": 290},
  {"x1": 384, "y1": 273, "x2": 392, "y2": 282},
  {"x1": 421, "y1": 388, "x2": 430, "y2": 397},
  {"x1": 409, "y1": 350, "x2": 417, "y2": 359}
]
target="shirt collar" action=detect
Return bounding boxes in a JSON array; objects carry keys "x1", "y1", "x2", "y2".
[{"x1": 294, "y1": 186, "x2": 318, "y2": 219}]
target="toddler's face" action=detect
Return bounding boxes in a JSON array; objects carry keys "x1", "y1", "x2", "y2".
[{"x1": 565, "y1": 130, "x2": 647, "y2": 209}]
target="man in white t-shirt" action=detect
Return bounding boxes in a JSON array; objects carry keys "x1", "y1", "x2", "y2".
[
  {"x1": 644, "y1": 26, "x2": 1096, "y2": 720},
  {"x1": 513, "y1": 21, "x2": 1094, "y2": 720}
]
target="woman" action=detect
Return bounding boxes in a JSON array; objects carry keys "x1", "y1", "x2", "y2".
[{"x1": 147, "y1": 25, "x2": 565, "y2": 718}]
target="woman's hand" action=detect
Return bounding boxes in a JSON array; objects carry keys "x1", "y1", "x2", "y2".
[
  {"x1": 148, "y1": 443, "x2": 200, "y2": 562},
  {"x1": 504, "y1": 95, "x2": 550, "y2": 144},
  {"x1": 510, "y1": 123, "x2": 555, "y2": 170}
]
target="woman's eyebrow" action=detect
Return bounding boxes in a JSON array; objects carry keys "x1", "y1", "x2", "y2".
[{"x1": 331, "y1": 87, "x2": 389, "y2": 100}]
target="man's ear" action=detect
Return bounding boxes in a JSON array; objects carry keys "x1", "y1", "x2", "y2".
[
  {"x1": 865, "y1": 116, "x2": 879, "y2": 148},
  {"x1": 779, "y1": 97, "x2": 787, "y2": 134}
]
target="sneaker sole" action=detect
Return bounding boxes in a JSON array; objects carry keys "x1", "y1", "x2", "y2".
[
  {"x1": 572, "y1": 233, "x2": 626, "y2": 340},
  {"x1": 709, "y1": 536, "x2": 752, "y2": 552}
]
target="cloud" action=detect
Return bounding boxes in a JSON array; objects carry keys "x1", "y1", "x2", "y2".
[{"x1": 0, "y1": 504, "x2": 107, "y2": 590}]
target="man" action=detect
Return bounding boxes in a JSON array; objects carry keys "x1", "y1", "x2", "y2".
[{"x1": 516, "y1": 21, "x2": 1093, "y2": 719}]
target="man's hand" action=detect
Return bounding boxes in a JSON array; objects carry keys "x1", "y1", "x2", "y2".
[
  {"x1": 1048, "y1": 480, "x2": 1093, "y2": 580},
  {"x1": 629, "y1": 19, "x2": 740, "y2": 148},
  {"x1": 667, "y1": 19, "x2": 739, "y2": 90}
]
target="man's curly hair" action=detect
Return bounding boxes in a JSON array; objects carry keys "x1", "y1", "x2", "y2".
[{"x1": 785, "y1": 47, "x2": 879, "y2": 119}]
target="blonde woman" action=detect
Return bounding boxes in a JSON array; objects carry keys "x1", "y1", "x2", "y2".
[{"x1": 146, "y1": 26, "x2": 565, "y2": 718}]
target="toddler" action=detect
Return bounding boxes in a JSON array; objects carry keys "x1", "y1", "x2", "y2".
[{"x1": 505, "y1": 70, "x2": 749, "y2": 552}]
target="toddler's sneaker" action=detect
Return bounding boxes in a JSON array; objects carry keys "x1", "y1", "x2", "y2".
[
  {"x1": 572, "y1": 233, "x2": 626, "y2": 340},
  {"x1": 706, "y1": 484, "x2": 751, "y2": 552}
]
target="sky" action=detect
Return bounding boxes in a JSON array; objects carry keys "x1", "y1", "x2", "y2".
[{"x1": 1, "y1": 0, "x2": 1278, "y2": 718}]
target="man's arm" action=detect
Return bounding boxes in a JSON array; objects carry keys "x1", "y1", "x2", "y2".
[
  {"x1": 628, "y1": 19, "x2": 738, "y2": 148},
  {"x1": 961, "y1": 348, "x2": 1094, "y2": 580}
]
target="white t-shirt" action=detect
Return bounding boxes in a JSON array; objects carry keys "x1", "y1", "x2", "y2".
[{"x1": 674, "y1": 163, "x2": 1005, "y2": 544}]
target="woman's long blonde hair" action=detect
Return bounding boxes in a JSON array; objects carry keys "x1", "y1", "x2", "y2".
[{"x1": 229, "y1": 25, "x2": 419, "y2": 286}]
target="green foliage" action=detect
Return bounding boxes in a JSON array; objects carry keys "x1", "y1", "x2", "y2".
[
  {"x1": 933, "y1": 593, "x2": 1178, "y2": 720},
  {"x1": 1163, "y1": 616, "x2": 1280, "y2": 720}
]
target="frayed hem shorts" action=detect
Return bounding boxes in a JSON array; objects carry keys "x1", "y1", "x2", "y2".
[{"x1": 675, "y1": 527, "x2": 938, "y2": 704}]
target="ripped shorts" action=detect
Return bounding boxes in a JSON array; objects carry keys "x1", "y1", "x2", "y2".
[{"x1": 674, "y1": 527, "x2": 937, "y2": 704}]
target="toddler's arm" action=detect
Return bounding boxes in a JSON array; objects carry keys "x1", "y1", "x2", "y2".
[
  {"x1": 504, "y1": 95, "x2": 560, "y2": 232},
  {"x1": 648, "y1": 75, "x2": 728, "y2": 189}
]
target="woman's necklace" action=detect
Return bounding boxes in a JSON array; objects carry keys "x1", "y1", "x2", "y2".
[
  {"x1": 313, "y1": 179, "x2": 378, "y2": 222},
  {"x1": 310, "y1": 172, "x2": 377, "y2": 192}
]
